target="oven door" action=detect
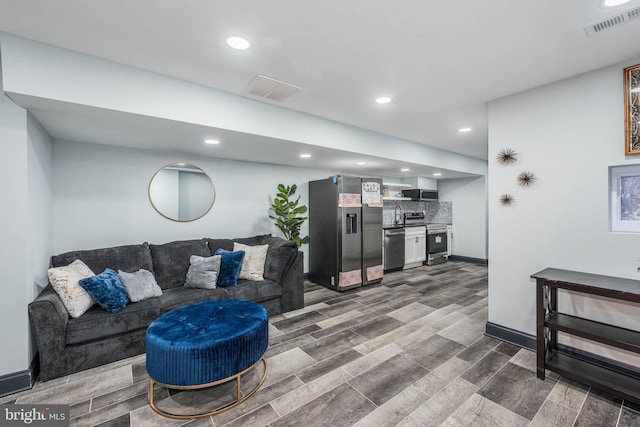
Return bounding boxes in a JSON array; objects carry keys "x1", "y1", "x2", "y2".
[{"x1": 427, "y1": 231, "x2": 448, "y2": 255}]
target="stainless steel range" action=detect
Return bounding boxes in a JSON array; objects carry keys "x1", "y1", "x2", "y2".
[
  {"x1": 403, "y1": 212, "x2": 425, "y2": 226},
  {"x1": 426, "y1": 223, "x2": 449, "y2": 265}
]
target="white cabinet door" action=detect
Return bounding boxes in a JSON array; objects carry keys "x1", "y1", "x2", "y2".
[
  {"x1": 415, "y1": 235, "x2": 426, "y2": 262},
  {"x1": 405, "y1": 235, "x2": 416, "y2": 264}
]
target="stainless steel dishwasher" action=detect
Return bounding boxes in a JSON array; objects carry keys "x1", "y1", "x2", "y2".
[{"x1": 383, "y1": 228, "x2": 405, "y2": 272}]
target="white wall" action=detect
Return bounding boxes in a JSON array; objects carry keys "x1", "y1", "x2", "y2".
[
  {"x1": 0, "y1": 73, "x2": 29, "y2": 376},
  {"x1": 26, "y1": 113, "x2": 54, "y2": 361},
  {"x1": 438, "y1": 176, "x2": 487, "y2": 260},
  {"x1": 53, "y1": 140, "x2": 336, "y2": 271},
  {"x1": 0, "y1": 74, "x2": 53, "y2": 376},
  {"x1": 488, "y1": 58, "x2": 640, "y2": 367}
]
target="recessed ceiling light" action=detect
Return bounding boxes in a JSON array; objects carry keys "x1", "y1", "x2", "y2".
[
  {"x1": 300, "y1": 154, "x2": 312, "y2": 158},
  {"x1": 600, "y1": 0, "x2": 632, "y2": 7},
  {"x1": 226, "y1": 36, "x2": 251, "y2": 50},
  {"x1": 401, "y1": 168, "x2": 410, "y2": 172},
  {"x1": 433, "y1": 173, "x2": 442, "y2": 177},
  {"x1": 459, "y1": 127, "x2": 472, "y2": 133},
  {"x1": 204, "y1": 139, "x2": 220, "y2": 145},
  {"x1": 375, "y1": 96, "x2": 392, "y2": 104},
  {"x1": 357, "y1": 161, "x2": 366, "y2": 165}
]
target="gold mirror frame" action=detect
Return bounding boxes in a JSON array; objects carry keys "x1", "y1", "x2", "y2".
[
  {"x1": 148, "y1": 163, "x2": 216, "y2": 222},
  {"x1": 624, "y1": 63, "x2": 640, "y2": 155}
]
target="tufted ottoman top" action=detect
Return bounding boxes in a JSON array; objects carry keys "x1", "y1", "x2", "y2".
[{"x1": 146, "y1": 299, "x2": 269, "y2": 387}]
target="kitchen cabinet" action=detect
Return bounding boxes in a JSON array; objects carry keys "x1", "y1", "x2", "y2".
[
  {"x1": 531, "y1": 268, "x2": 640, "y2": 406},
  {"x1": 404, "y1": 226, "x2": 426, "y2": 268}
]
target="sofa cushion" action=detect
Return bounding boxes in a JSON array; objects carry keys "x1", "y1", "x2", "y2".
[
  {"x1": 79, "y1": 269, "x2": 129, "y2": 313},
  {"x1": 48, "y1": 259, "x2": 96, "y2": 318},
  {"x1": 157, "y1": 287, "x2": 227, "y2": 314},
  {"x1": 233, "y1": 235, "x2": 270, "y2": 246},
  {"x1": 234, "y1": 242, "x2": 268, "y2": 281},
  {"x1": 263, "y1": 236, "x2": 299, "y2": 282},
  {"x1": 150, "y1": 239, "x2": 210, "y2": 289},
  {"x1": 205, "y1": 238, "x2": 234, "y2": 254},
  {"x1": 215, "y1": 249, "x2": 245, "y2": 287},
  {"x1": 118, "y1": 269, "x2": 163, "y2": 302},
  {"x1": 185, "y1": 255, "x2": 221, "y2": 289},
  {"x1": 66, "y1": 296, "x2": 161, "y2": 345},
  {"x1": 51, "y1": 243, "x2": 154, "y2": 276},
  {"x1": 224, "y1": 279, "x2": 282, "y2": 302}
]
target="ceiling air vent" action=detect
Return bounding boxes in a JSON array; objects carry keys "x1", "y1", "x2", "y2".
[
  {"x1": 585, "y1": 5, "x2": 640, "y2": 36},
  {"x1": 244, "y1": 75, "x2": 301, "y2": 102}
]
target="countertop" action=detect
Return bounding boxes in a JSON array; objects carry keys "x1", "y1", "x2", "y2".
[
  {"x1": 383, "y1": 224, "x2": 405, "y2": 229},
  {"x1": 383, "y1": 223, "x2": 451, "y2": 229},
  {"x1": 383, "y1": 223, "x2": 427, "y2": 229}
]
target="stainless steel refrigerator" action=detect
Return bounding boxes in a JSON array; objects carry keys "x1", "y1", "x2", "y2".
[{"x1": 309, "y1": 175, "x2": 383, "y2": 291}]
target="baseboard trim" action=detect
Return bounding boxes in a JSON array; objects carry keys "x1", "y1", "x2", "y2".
[
  {"x1": 485, "y1": 322, "x2": 640, "y2": 379},
  {"x1": 0, "y1": 370, "x2": 32, "y2": 399},
  {"x1": 449, "y1": 255, "x2": 488, "y2": 265},
  {"x1": 0, "y1": 354, "x2": 38, "y2": 398},
  {"x1": 485, "y1": 322, "x2": 536, "y2": 349}
]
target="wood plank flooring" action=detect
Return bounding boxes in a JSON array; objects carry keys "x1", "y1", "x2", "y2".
[{"x1": 2, "y1": 261, "x2": 639, "y2": 426}]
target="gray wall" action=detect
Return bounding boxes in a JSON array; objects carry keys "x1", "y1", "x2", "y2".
[
  {"x1": 52, "y1": 140, "x2": 336, "y2": 272},
  {"x1": 488, "y1": 57, "x2": 640, "y2": 368},
  {"x1": 438, "y1": 177, "x2": 487, "y2": 260},
  {"x1": 26, "y1": 113, "x2": 54, "y2": 360},
  {"x1": 0, "y1": 79, "x2": 53, "y2": 376}
]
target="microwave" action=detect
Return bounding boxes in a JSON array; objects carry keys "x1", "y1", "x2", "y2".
[{"x1": 401, "y1": 189, "x2": 439, "y2": 201}]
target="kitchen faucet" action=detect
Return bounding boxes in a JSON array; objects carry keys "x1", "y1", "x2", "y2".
[{"x1": 395, "y1": 205, "x2": 402, "y2": 225}]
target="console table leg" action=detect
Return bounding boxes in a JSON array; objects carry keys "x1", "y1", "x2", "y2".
[
  {"x1": 536, "y1": 279, "x2": 546, "y2": 380},
  {"x1": 550, "y1": 287, "x2": 558, "y2": 353}
]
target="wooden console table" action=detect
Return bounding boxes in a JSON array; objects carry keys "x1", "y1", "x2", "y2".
[{"x1": 532, "y1": 268, "x2": 640, "y2": 405}]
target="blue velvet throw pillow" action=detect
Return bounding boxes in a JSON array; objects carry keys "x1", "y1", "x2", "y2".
[
  {"x1": 79, "y1": 268, "x2": 129, "y2": 313},
  {"x1": 214, "y1": 249, "x2": 245, "y2": 287}
]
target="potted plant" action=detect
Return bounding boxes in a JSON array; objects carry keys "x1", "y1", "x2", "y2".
[{"x1": 270, "y1": 184, "x2": 309, "y2": 247}]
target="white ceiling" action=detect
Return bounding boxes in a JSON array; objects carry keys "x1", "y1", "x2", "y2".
[{"x1": 2, "y1": 0, "x2": 640, "y2": 176}]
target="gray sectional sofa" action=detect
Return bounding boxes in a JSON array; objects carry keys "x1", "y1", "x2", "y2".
[{"x1": 28, "y1": 235, "x2": 303, "y2": 381}]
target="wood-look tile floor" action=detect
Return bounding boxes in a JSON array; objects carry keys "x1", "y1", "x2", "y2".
[{"x1": 3, "y1": 261, "x2": 640, "y2": 426}]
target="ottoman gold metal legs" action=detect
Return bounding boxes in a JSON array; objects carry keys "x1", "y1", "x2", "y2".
[{"x1": 148, "y1": 356, "x2": 268, "y2": 420}]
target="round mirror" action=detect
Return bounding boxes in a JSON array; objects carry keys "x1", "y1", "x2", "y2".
[{"x1": 148, "y1": 163, "x2": 216, "y2": 222}]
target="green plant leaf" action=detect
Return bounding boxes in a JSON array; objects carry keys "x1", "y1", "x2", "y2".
[{"x1": 270, "y1": 182, "x2": 309, "y2": 247}]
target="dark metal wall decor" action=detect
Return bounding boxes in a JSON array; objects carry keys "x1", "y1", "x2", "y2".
[
  {"x1": 624, "y1": 63, "x2": 640, "y2": 155},
  {"x1": 499, "y1": 193, "x2": 514, "y2": 206},
  {"x1": 496, "y1": 148, "x2": 518, "y2": 165},
  {"x1": 517, "y1": 171, "x2": 536, "y2": 187}
]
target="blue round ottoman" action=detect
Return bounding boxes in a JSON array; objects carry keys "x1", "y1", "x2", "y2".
[{"x1": 146, "y1": 299, "x2": 269, "y2": 419}]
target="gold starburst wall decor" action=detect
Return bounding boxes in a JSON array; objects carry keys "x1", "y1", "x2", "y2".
[
  {"x1": 496, "y1": 148, "x2": 518, "y2": 165},
  {"x1": 517, "y1": 171, "x2": 536, "y2": 187},
  {"x1": 499, "y1": 193, "x2": 514, "y2": 206}
]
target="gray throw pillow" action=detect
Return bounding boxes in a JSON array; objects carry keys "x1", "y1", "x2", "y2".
[
  {"x1": 118, "y1": 269, "x2": 163, "y2": 302},
  {"x1": 185, "y1": 255, "x2": 221, "y2": 289}
]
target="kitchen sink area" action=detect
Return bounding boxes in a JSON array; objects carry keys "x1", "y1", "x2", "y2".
[{"x1": 382, "y1": 200, "x2": 452, "y2": 271}]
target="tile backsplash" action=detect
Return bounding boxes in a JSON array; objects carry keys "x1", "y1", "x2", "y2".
[{"x1": 382, "y1": 200, "x2": 452, "y2": 224}]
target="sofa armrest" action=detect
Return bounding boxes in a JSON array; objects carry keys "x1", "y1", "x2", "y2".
[
  {"x1": 28, "y1": 285, "x2": 69, "y2": 381},
  {"x1": 279, "y1": 251, "x2": 304, "y2": 312}
]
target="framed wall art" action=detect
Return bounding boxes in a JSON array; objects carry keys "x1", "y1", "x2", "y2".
[
  {"x1": 624, "y1": 63, "x2": 640, "y2": 155},
  {"x1": 610, "y1": 164, "x2": 640, "y2": 233}
]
